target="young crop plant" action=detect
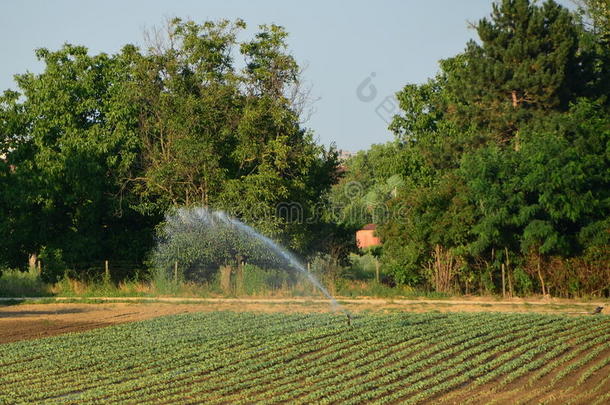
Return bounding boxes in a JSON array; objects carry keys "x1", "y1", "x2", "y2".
[{"x1": 0, "y1": 312, "x2": 608, "y2": 405}]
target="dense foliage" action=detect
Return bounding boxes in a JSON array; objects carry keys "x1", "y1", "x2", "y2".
[
  {"x1": 0, "y1": 19, "x2": 338, "y2": 281},
  {"x1": 333, "y1": 0, "x2": 609, "y2": 296}
]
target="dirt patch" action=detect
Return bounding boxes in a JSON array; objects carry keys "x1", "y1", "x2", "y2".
[
  {"x1": 0, "y1": 298, "x2": 607, "y2": 344},
  {"x1": 0, "y1": 303, "x2": 193, "y2": 344},
  {"x1": 0, "y1": 301, "x2": 341, "y2": 343}
]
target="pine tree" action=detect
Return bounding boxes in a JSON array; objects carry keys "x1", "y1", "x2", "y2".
[{"x1": 446, "y1": 0, "x2": 591, "y2": 146}]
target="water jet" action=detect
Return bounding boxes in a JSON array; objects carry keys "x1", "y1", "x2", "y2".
[{"x1": 154, "y1": 207, "x2": 351, "y2": 321}]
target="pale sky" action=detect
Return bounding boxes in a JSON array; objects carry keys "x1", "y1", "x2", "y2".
[{"x1": 0, "y1": 0, "x2": 573, "y2": 151}]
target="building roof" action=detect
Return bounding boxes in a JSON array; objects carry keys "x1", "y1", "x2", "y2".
[{"x1": 361, "y1": 223, "x2": 376, "y2": 231}]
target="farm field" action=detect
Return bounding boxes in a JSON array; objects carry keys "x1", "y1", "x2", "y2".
[
  {"x1": 0, "y1": 311, "x2": 609, "y2": 404},
  {"x1": 0, "y1": 298, "x2": 607, "y2": 344}
]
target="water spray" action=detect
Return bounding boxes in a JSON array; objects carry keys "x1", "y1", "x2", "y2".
[
  {"x1": 155, "y1": 207, "x2": 352, "y2": 324},
  {"x1": 215, "y1": 211, "x2": 352, "y2": 322}
]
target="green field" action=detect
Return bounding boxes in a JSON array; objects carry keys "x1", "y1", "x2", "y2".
[{"x1": 1, "y1": 311, "x2": 609, "y2": 404}]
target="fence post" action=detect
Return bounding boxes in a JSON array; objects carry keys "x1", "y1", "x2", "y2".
[
  {"x1": 105, "y1": 260, "x2": 109, "y2": 279},
  {"x1": 37, "y1": 260, "x2": 42, "y2": 274},
  {"x1": 501, "y1": 263, "x2": 506, "y2": 298},
  {"x1": 174, "y1": 261, "x2": 178, "y2": 283},
  {"x1": 505, "y1": 247, "x2": 513, "y2": 298}
]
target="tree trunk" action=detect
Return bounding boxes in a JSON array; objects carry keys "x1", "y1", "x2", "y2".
[
  {"x1": 537, "y1": 253, "x2": 546, "y2": 296},
  {"x1": 28, "y1": 253, "x2": 37, "y2": 272},
  {"x1": 220, "y1": 265, "x2": 232, "y2": 295},
  {"x1": 432, "y1": 245, "x2": 457, "y2": 293},
  {"x1": 236, "y1": 261, "x2": 244, "y2": 296}
]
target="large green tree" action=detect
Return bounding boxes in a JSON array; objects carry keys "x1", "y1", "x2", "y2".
[
  {"x1": 445, "y1": 0, "x2": 599, "y2": 146},
  {"x1": 124, "y1": 19, "x2": 338, "y2": 252},
  {"x1": 459, "y1": 100, "x2": 610, "y2": 295},
  {"x1": 0, "y1": 45, "x2": 154, "y2": 280}
]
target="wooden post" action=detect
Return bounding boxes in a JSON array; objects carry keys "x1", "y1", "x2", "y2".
[
  {"x1": 505, "y1": 247, "x2": 513, "y2": 298},
  {"x1": 37, "y1": 260, "x2": 41, "y2": 274},
  {"x1": 174, "y1": 261, "x2": 178, "y2": 283},
  {"x1": 307, "y1": 262, "x2": 311, "y2": 273},
  {"x1": 105, "y1": 260, "x2": 109, "y2": 279},
  {"x1": 501, "y1": 263, "x2": 506, "y2": 298}
]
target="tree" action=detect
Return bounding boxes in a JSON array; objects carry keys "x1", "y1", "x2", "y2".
[
  {"x1": 0, "y1": 90, "x2": 36, "y2": 268},
  {"x1": 0, "y1": 45, "x2": 155, "y2": 280},
  {"x1": 152, "y1": 208, "x2": 284, "y2": 282},
  {"x1": 125, "y1": 19, "x2": 338, "y2": 253},
  {"x1": 379, "y1": 174, "x2": 476, "y2": 288},
  {"x1": 459, "y1": 99, "x2": 609, "y2": 295},
  {"x1": 327, "y1": 142, "x2": 407, "y2": 230},
  {"x1": 445, "y1": 0, "x2": 595, "y2": 145},
  {"x1": 574, "y1": 0, "x2": 610, "y2": 40},
  {"x1": 573, "y1": 0, "x2": 610, "y2": 100}
]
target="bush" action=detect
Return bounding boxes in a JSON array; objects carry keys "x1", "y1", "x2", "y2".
[
  {"x1": 39, "y1": 247, "x2": 67, "y2": 283},
  {"x1": 344, "y1": 253, "x2": 377, "y2": 280}
]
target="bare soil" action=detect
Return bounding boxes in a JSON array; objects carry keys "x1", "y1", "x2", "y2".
[{"x1": 0, "y1": 296, "x2": 607, "y2": 344}]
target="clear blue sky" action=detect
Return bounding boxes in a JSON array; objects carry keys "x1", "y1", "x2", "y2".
[{"x1": 0, "y1": 0, "x2": 572, "y2": 151}]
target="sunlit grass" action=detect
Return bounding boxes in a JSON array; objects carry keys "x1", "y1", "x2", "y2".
[{"x1": 0, "y1": 267, "x2": 51, "y2": 297}]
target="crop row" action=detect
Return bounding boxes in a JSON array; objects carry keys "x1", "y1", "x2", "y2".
[{"x1": 0, "y1": 311, "x2": 608, "y2": 404}]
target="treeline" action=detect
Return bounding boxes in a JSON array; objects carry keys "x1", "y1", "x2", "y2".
[
  {"x1": 1, "y1": 1, "x2": 608, "y2": 298},
  {"x1": 0, "y1": 19, "x2": 340, "y2": 282},
  {"x1": 332, "y1": 0, "x2": 610, "y2": 297}
]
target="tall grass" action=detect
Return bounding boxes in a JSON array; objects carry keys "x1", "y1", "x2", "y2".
[
  {"x1": 0, "y1": 262, "x2": 453, "y2": 299},
  {"x1": 149, "y1": 266, "x2": 216, "y2": 297},
  {"x1": 50, "y1": 277, "x2": 154, "y2": 297},
  {"x1": 0, "y1": 267, "x2": 51, "y2": 297}
]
